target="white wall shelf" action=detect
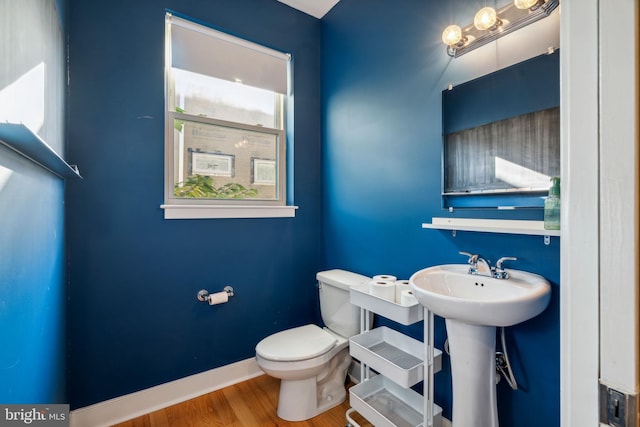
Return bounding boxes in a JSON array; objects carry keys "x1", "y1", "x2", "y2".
[
  {"x1": 0, "y1": 122, "x2": 82, "y2": 179},
  {"x1": 423, "y1": 217, "x2": 560, "y2": 237}
]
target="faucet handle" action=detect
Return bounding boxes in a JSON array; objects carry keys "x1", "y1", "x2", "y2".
[
  {"x1": 459, "y1": 251, "x2": 480, "y2": 274},
  {"x1": 495, "y1": 256, "x2": 517, "y2": 269},
  {"x1": 458, "y1": 251, "x2": 478, "y2": 263},
  {"x1": 494, "y1": 257, "x2": 517, "y2": 279}
]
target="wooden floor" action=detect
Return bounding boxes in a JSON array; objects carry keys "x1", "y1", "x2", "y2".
[{"x1": 113, "y1": 374, "x2": 373, "y2": 427}]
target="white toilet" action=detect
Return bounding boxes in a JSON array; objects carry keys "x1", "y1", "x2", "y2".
[{"x1": 255, "y1": 269, "x2": 370, "y2": 421}]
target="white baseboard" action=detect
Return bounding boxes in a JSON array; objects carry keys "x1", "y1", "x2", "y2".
[{"x1": 70, "y1": 357, "x2": 263, "y2": 427}]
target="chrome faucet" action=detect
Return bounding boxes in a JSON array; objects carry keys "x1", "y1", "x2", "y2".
[
  {"x1": 459, "y1": 251, "x2": 492, "y2": 276},
  {"x1": 493, "y1": 257, "x2": 517, "y2": 279},
  {"x1": 459, "y1": 252, "x2": 518, "y2": 279},
  {"x1": 476, "y1": 257, "x2": 492, "y2": 276}
]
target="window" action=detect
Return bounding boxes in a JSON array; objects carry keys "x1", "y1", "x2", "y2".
[{"x1": 162, "y1": 13, "x2": 295, "y2": 219}]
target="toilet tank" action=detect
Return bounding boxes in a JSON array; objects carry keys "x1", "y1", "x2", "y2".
[{"x1": 316, "y1": 269, "x2": 370, "y2": 338}]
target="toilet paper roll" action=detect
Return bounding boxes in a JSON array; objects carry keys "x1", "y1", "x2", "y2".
[
  {"x1": 395, "y1": 280, "x2": 411, "y2": 303},
  {"x1": 208, "y1": 291, "x2": 229, "y2": 305},
  {"x1": 368, "y1": 280, "x2": 396, "y2": 301},
  {"x1": 400, "y1": 289, "x2": 418, "y2": 306},
  {"x1": 373, "y1": 274, "x2": 397, "y2": 282}
]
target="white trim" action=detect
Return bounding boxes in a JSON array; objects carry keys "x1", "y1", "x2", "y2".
[
  {"x1": 598, "y1": 0, "x2": 639, "y2": 398},
  {"x1": 560, "y1": 0, "x2": 601, "y2": 425},
  {"x1": 161, "y1": 204, "x2": 298, "y2": 219},
  {"x1": 69, "y1": 358, "x2": 263, "y2": 427}
]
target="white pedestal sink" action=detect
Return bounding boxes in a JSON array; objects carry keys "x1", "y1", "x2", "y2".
[{"x1": 409, "y1": 264, "x2": 551, "y2": 427}]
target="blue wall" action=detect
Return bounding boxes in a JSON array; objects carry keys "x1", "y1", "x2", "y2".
[
  {"x1": 66, "y1": 0, "x2": 322, "y2": 409},
  {"x1": 0, "y1": 0, "x2": 67, "y2": 404},
  {"x1": 0, "y1": 152, "x2": 67, "y2": 404},
  {"x1": 321, "y1": 1, "x2": 560, "y2": 426}
]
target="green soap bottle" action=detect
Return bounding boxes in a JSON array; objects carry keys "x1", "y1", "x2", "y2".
[{"x1": 544, "y1": 177, "x2": 561, "y2": 230}]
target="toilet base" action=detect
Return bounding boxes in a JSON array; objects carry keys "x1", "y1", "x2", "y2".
[
  {"x1": 276, "y1": 348, "x2": 351, "y2": 421},
  {"x1": 276, "y1": 376, "x2": 346, "y2": 421}
]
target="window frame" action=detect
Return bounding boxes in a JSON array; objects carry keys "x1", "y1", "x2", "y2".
[{"x1": 161, "y1": 13, "x2": 296, "y2": 219}]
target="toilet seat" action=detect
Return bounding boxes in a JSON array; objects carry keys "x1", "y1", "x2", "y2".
[{"x1": 256, "y1": 324, "x2": 337, "y2": 362}]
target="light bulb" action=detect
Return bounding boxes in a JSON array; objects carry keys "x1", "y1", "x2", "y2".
[
  {"x1": 474, "y1": 7, "x2": 498, "y2": 30},
  {"x1": 514, "y1": 0, "x2": 539, "y2": 9},
  {"x1": 442, "y1": 25, "x2": 463, "y2": 46}
]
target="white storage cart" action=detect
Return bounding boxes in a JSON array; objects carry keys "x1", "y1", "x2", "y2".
[{"x1": 346, "y1": 283, "x2": 443, "y2": 427}]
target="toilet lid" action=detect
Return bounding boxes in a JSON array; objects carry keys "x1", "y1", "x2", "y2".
[{"x1": 256, "y1": 324, "x2": 337, "y2": 362}]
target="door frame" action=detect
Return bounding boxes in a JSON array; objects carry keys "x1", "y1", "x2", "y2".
[{"x1": 561, "y1": 0, "x2": 639, "y2": 425}]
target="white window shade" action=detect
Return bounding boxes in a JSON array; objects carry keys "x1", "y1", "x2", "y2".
[{"x1": 169, "y1": 16, "x2": 290, "y2": 95}]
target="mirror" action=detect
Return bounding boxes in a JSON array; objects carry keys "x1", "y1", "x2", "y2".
[{"x1": 442, "y1": 50, "x2": 560, "y2": 209}]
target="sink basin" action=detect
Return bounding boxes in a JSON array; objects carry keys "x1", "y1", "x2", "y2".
[{"x1": 409, "y1": 264, "x2": 551, "y2": 327}]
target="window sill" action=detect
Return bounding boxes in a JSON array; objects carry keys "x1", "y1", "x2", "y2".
[{"x1": 160, "y1": 204, "x2": 298, "y2": 219}]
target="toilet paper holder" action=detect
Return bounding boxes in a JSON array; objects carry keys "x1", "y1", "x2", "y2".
[{"x1": 197, "y1": 286, "x2": 234, "y2": 302}]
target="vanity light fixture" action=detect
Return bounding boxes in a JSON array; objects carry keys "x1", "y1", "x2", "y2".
[{"x1": 442, "y1": 0, "x2": 559, "y2": 58}]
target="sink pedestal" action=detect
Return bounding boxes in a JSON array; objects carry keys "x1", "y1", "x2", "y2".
[{"x1": 446, "y1": 319, "x2": 498, "y2": 427}]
